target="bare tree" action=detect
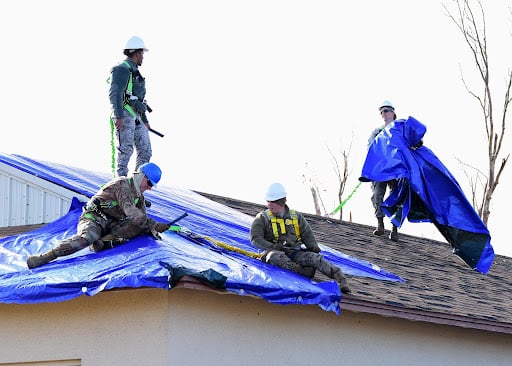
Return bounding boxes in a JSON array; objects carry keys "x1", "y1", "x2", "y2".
[
  {"x1": 303, "y1": 137, "x2": 353, "y2": 220},
  {"x1": 302, "y1": 162, "x2": 325, "y2": 216},
  {"x1": 444, "y1": 0, "x2": 511, "y2": 224},
  {"x1": 328, "y1": 145, "x2": 349, "y2": 220}
]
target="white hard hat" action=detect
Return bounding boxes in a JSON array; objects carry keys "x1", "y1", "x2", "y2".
[
  {"x1": 379, "y1": 100, "x2": 394, "y2": 110},
  {"x1": 265, "y1": 182, "x2": 287, "y2": 201},
  {"x1": 124, "y1": 36, "x2": 149, "y2": 52}
]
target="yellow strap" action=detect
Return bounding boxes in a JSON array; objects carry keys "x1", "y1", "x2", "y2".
[
  {"x1": 289, "y1": 210, "x2": 301, "y2": 242},
  {"x1": 201, "y1": 235, "x2": 262, "y2": 259},
  {"x1": 266, "y1": 209, "x2": 301, "y2": 242}
]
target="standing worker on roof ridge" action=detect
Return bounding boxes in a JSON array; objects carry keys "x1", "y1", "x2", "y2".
[{"x1": 109, "y1": 35, "x2": 153, "y2": 178}]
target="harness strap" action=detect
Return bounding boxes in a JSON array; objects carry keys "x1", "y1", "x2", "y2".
[
  {"x1": 265, "y1": 209, "x2": 301, "y2": 243},
  {"x1": 88, "y1": 178, "x2": 140, "y2": 212},
  {"x1": 122, "y1": 61, "x2": 136, "y2": 118},
  {"x1": 107, "y1": 62, "x2": 136, "y2": 175}
]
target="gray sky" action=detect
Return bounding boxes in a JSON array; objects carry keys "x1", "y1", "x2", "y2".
[{"x1": 2, "y1": 0, "x2": 511, "y2": 257}]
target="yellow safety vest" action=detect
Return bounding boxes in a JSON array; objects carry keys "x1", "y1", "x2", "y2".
[{"x1": 265, "y1": 209, "x2": 301, "y2": 243}]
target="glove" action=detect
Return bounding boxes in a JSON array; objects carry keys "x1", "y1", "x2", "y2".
[
  {"x1": 311, "y1": 245, "x2": 321, "y2": 253},
  {"x1": 155, "y1": 222, "x2": 170, "y2": 233},
  {"x1": 150, "y1": 229, "x2": 161, "y2": 240},
  {"x1": 179, "y1": 226, "x2": 192, "y2": 235},
  {"x1": 132, "y1": 99, "x2": 147, "y2": 113},
  {"x1": 272, "y1": 242, "x2": 285, "y2": 251}
]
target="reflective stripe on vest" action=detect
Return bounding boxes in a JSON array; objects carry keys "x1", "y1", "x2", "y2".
[{"x1": 265, "y1": 209, "x2": 301, "y2": 243}]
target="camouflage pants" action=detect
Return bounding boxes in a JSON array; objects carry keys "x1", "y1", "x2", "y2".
[
  {"x1": 116, "y1": 110, "x2": 152, "y2": 177},
  {"x1": 54, "y1": 214, "x2": 148, "y2": 256},
  {"x1": 52, "y1": 215, "x2": 105, "y2": 256},
  {"x1": 263, "y1": 250, "x2": 342, "y2": 279}
]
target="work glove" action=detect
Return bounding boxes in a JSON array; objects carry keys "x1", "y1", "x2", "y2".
[
  {"x1": 272, "y1": 242, "x2": 285, "y2": 251},
  {"x1": 150, "y1": 229, "x2": 161, "y2": 240},
  {"x1": 155, "y1": 222, "x2": 170, "y2": 233},
  {"x1": 131, "y1": 99, "x2": 147, "y2": 113},
  {"x1": 310, "y1": 245, "x2": 321, "y2": 253},
  {"x1": 179, "y1": 226, "x2": 192, "y2": 235}
]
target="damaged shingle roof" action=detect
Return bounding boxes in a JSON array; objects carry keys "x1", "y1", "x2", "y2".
[{"x1": 198, "y1": 192, "x2": 512, "y2": 335}]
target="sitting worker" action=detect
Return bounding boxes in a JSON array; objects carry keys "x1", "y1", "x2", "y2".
[
  {"x1": 26, "y1": 162, "x2": 170, "y2": 269},
  {"x1": 250, "y1": 182, "x2": 351, "y2": 294}
]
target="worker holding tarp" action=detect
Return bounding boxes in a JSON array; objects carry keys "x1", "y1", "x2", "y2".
[{"x1": 360, "y1": 115, "x2": 494, "y2": 274}]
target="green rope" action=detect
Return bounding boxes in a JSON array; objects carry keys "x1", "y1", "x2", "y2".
[
  {"x1": 329, "y1": 181, "x2": 362, "y2": 216},
  {"x1": 109, "y1": 115, "x2": 116, "y2": 178}
]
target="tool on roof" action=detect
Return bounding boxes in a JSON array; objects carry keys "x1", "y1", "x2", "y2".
[
  {"x1": 169, "y1": 225, "x2": 263, "y2": 259},
  {"x1": 138, "y1": 102, "x2": 164, "y2": 137},
  {"x1": 167, "y1": 212, "x2": 188, "y2": 226}
]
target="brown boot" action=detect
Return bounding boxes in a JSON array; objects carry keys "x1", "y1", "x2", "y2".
[
  {"x1": 373, "y1": 218, "x2": 385, "y2": 236},
  {"x1": 389, "y1": 225, "x2": 399, "y2": 242},
  {"x1": 27, "y1": 249, "x2": 57, "y2": 269},
  {"x1": 89, "y1": 239, "x2": 105, "y2": 253},
  {"x1": 333, "y1": 270, "x2": 351, "y2": 294}
]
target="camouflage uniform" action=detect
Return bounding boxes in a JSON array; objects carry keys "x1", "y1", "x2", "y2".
[
  {"x1": 26, "y1": 174, "x2": 161, "y2": 269},
  {"x1": 109, "y1": 58, "x2": 152, "y2": 177},
  {"x1": 250, "y1": 205, "x2": 350, "y2": 293}
]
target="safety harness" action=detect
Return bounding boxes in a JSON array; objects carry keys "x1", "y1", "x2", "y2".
[
  {"x1": 83, "y1": 178, "x2": 142, "y2": 223},
  {"x1": 107, "y1": 61, "x2": 139, "y2": 175},
  {"x1": 121, "y1": 61, "x2": 137, "y2": 118},
  {"x1": 264, "y1": 209, "x2": 301, "y2": 243}
]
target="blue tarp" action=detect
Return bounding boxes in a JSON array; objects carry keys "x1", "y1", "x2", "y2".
[
  {"x1": 359, "y1": 116, "x2": 494, "y2": 274},
  {"x1": 0, "y1": 153, "x2": 404, "y2": 314}
]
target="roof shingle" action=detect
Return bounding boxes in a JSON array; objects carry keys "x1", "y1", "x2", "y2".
[{"x1": 199, "y1": 191, "x2": 512, "y2": 333}]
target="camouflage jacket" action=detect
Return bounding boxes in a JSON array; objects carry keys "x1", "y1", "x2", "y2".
[
  {"x1": 83, "y1": 176, "x2": 156, "y2": 235},
  {"x1": 250, "y1": 205, "x2": 320, "y2": 252}
]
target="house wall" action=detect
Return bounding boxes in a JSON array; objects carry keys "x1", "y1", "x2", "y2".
[
  {"x1": 0, "y1": 289, "x2": 169, "y2": 366},
  {"x1": 168, "y1": 289, "x2": 512, "y2": 366},
  {"x1": 0, "y1": 288, "x2": 510, "y2": 366},
  {"x1": 0, "y1": 162, "x2": 88, "y2": 227}
]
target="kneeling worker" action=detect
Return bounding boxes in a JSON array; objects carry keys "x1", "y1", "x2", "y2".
[
  {"x1": 27, "y1": 162, "x2": 170, "y2": 269},
  {"x1": 250, "y1": 182, "x2": 351, "y2": 294}
]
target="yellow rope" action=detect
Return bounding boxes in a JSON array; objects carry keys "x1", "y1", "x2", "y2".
[{"x1": 201, "y1": 235, "x2": 262, "y2": 259}]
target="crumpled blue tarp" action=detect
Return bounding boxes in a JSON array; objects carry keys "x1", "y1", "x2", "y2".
[
  {"x1": 359, "y1": 117, "x2": 494, "y2": 274},
  {"x1": 0, "y1": 153, "x2": 404, "y2": 314}
]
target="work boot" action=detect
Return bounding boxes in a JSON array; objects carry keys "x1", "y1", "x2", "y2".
[
  {"x1": 389, "y1": 225, "x2": 399, "y2": 242},
  {"x1": 373, "y1": 218, "x2": 385, "y2": 236},
  {"x1": 89, "y1": 239, "x2": 105, "y2": 253},
  {"x1": 27, "y1": 249, "x2": 57, "y2": 269},
  {"x1": 333, "y1": 270, "x2": 351, "y2": 294}
]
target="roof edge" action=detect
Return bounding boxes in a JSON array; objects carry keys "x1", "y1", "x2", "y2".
[{"x1": 341, "y1": 298, "x2": 512, "y2": 335}]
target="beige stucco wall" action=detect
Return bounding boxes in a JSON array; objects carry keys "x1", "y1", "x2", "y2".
[
  {"x1": 0, "y1": 288, "x2": 169, "y2": 365},
  {"x1": 168, "y1": 289, "x2": 512, "y2": 366},
  {"x1": 0, "y1": 287, "x2": 511, "y2": 366}
]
